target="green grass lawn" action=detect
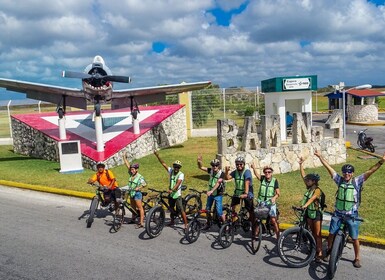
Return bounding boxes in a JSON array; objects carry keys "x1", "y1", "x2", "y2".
[{"x1": 0, "y1": 137, "x2": 384, "y2": 238}]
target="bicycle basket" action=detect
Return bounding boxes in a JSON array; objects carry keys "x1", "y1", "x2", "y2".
[{"x1": 254, "y1": 204, "x2": 270, "y2": 219}]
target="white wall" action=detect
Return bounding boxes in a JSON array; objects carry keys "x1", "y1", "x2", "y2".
[{"x1": 264, "y1": 90, "x2": 312, "y2": 141}]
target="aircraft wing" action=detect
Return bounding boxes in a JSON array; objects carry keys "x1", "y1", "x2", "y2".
[
  {"x1": 112, "y1": 81, "x2": 211, "y2": 109},
  {"x1": 0, "y1": 78, "x2": 87, "y2": 109}
]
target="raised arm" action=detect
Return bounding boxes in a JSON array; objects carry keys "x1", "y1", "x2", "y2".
[
  {"x1": 363, "y1": 152, "x2": 385, "y2": 181},
  {"x1": 250, "y1": 161, "x2": 261, "y2": 181},
  {"x1": 314, "y1": 150, "x2": 335, "y2": 178},
  {"x1": 123, "y1": 153, "x2": 130, "y2": 169},
  {"x1": 299, "y1": 157, "x2": 306, "y2": 182},
  {"x1": 197, "y1": 155, "x2": 208, "y2": 172},
  {"x1": 154, "y1": 150, "x2": 169, "y2": 171},
  {"x1": 224, "y1": 166, "x2": 232, "y2": 180}
]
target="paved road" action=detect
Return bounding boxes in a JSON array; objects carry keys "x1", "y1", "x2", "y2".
[
  {"x1": 1, "y1": 186, "x2": 385, "y2": 280},
  {"x1": 313, "y1": 113, "x2": 385, "y2": 156}
]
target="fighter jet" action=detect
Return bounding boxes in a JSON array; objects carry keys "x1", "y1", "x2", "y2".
[{"x1": 0, "y1": 55, "x2": 211, "y2": 119}]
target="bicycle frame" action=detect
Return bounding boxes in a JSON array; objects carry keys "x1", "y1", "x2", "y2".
[{"x1": 328, "y1": 213, "x2": 364, "y2": 279}]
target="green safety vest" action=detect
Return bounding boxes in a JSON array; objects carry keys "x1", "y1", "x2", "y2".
[
  {"x1": 258, "y1": 177, "x2": 276, "y2": 202},
  {"x1": 336, "y1": 180, "x2": 356, "y2": 212},
  {"x1": 128, "y1": 174, "x2": 144, "y2": 197},
  {"x1": 208, "y1": 170, "x2": 222, "y2": 196},
  {"x1": 301, "y1": 188, "x2": 318, "y2": 219},
  {"x1": 234, "y1": 170, "x2": 246, "y2": 196},
  {"x1": 169, "y1": 171, "x2": 182, "y2": 199}
]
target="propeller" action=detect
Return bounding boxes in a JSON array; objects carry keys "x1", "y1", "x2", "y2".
[{"x1": 62, "y1": 71, "x2": 131, "y2": 83}]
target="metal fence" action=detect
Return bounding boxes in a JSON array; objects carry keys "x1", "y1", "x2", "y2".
[{"x1": 0, "y1": 87, "x2": 264, "y2": 138}]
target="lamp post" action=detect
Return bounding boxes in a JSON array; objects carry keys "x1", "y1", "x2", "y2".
[{"x1": 335, "y1": 83, "x2": 372, "y2": 139}]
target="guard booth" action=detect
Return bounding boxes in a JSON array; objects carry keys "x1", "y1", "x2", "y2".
[{"x1": 261, "y1": 75, "x2": 317, "y2": 141}]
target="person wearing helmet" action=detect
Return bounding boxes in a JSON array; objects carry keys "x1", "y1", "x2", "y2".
[
  {"x1": 315, "y1": 150, "x2": 385, "y2": 268},
  {"x1": 251, "y1": 161, "x2": 280, "y2": 240},
  {"x1": 225, "y1": 155, "x2": 254, "y2": 224},
  {"x1": 154, "y1": 150, "x2": 188, "y2": 231},
  {"x1": 122, "y1": 154, "x2": 146, "y2": 228},
  {"x1": 87, "y1": 162, "x2": 121, "y2": 211},
  {"x1": 197, "y1": 155, "x2": 226, "y2": 230},
  {"x1": 299, "y1": 157, "x2": 325, "y2": 262}
]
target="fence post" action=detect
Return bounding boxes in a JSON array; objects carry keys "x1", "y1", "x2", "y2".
[
  {"x1": 222, "y1": 88, "x2": 226, "y2": 120},
  {"x1": 178, "y1": 91, "x2": 192, "y2": 137},
  {"x1": 7, "y1": 100, "x2": 12, "y2": 138}
]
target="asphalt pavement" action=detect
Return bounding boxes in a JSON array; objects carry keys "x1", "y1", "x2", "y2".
[{"x1": 2, "y1": 186, "x2": 385, "y2": 280}]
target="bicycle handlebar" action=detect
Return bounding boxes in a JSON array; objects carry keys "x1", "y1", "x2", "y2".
[{"x1": 324, "y1": 211, "x2": 364, "y2": 222}]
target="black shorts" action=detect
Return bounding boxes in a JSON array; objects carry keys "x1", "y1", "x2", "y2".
[
  {"x1": 305, "y1": 210, "x2": 323, "y2": 221},
  {"x1": 231, "y1": 197, "x2": 254, "y2": 212}
]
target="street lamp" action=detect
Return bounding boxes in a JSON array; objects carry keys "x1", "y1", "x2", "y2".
[{"x1": 331, "y1": 83, "x2": 372, "y2": 139}]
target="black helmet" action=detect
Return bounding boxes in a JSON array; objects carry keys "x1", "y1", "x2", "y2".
[
  {"x1": 304, "y1": 173, "x2": 320, "y2": 182},
  {"x1": 210, "y1": 159, "x2": 220, "y2": 166},
  {"x1": 235, "y1": 156, "x2": 245, "y2": 164},
  {"x1": 130, "y1": 163, "x2": 139, "y2": 169},
  {"x1": 96, "y1": 162, "x2": 105, "y2": 168},
  {"x1": 342, "y1": 164, "x2": 355, "y2": 173}
]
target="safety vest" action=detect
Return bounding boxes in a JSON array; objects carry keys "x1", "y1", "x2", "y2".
[
  {"x1": 128, "y1": 174, "x2": 143, "y2": 197},
  {"x1": 208, "y1": 170, "x2": 222, "y2": 196},
  {"x1": 234, "y1": 170, "x2": 246, "y2": 196},
  {"x1": 301, "y1": 188, "x2": 318, "y2": 219},
  {"x1": 169, "y1": 171, "x2": 182, "y2": 199},
  {"x1": 258, "y1": 177, "x2": 276, "y2": 202},
  {"x1": 336, "y1": 179, "x2": 356, "y2": 212}
]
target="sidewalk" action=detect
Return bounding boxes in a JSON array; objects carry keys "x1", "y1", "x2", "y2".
[{"x1": 1, "y1": 179, "x2": 385, "y2": 249}]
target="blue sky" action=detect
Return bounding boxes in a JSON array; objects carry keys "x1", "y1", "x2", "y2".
[{"x1": 2, "y1": 0, "x2": 385, "y2": 100}]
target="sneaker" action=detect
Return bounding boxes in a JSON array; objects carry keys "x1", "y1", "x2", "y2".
[
  {"x1": 167, "y1": 221, "x2": 175, "y2": 227},
  {"x1": 353, "y1": 259, "x2": 361, "y2": 268},
  {"x1": 323, "y1": 250, "x2": 331, "y2": 262},
  {"x1": 202, "y1": 223, "x2": 211, "y2": 230}
]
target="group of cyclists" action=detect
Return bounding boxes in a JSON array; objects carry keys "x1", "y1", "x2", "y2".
[{"x1": 87, "y1": 148, "x2": 385, "y2": 269}]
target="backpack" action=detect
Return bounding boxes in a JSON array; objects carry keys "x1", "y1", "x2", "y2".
[
  {"x1": 319, "y1": 188, "x2": 327, "y2": 211},
  {"x1": 217, "y1": 181, "x2": 225, "y2": 195}
]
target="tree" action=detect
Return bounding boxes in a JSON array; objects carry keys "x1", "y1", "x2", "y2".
[{"x1": 191, "y1": 84, "x2": 221, "y2": 127}]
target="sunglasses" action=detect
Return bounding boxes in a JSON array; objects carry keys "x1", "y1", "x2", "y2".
[
  {"x1": 264, "y1": 171, "x2": 272, "y2": 174},
  {"x1": 173, "y1": 165, "x2": 181, "y2": 168},
  {"x1": 211, "y1": 164, "x2": 219, "y2": 167}
]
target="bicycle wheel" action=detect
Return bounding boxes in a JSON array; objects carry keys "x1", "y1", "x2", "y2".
[
  {"x1": 251, "y1": 221, "x2": 262, "y2": 254},
  {"x1": 185, "y1": 219, "x2": 201, "y2": 244},
  {"x1": 328, "y1": 233, "x2": 344, "y2": 279},
  {"x1": 112, "y1": 205, "x2": 125, "y2": 232},
  {"x1": 145, "y1": 205, "x2": 165, "y2": 238},
  {"x1": 218, "y1": 222, "x2": 235, "y2": 249},
  {"x1": 277, "y1": 226, "x2": 316, "y2": 268},
  {"x1": 86, "y1": 196, "x2": 99, "y2": 228},
  {"x1": 184, "y1": 194, "x2": 202, "y2": 216}
]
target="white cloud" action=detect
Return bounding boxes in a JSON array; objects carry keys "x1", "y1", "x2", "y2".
[{"x1": 1, "y1": 0, "x2": 385, "y2": 91}]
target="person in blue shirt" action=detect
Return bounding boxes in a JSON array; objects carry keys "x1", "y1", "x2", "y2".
[
  {"x1": 286, "y1": 111, "x2": 293, "y2": 127},
  {"x1": 224, "y1": 156, "x2": 254, "y2": 223}
]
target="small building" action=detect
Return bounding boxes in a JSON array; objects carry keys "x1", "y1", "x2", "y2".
[
  {"x1": 325, "y1": 89, "x2": 385, "y2": 123},
  {"x1": 261, "y1": 75, "x2": 317, "y2": 141}
]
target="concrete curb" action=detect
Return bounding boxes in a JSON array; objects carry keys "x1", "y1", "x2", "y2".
[
  {"x1": 0, "y1": 180, "x2": 94, "y2": 200},
  {"x1": 1, "y1": 180, "x2": 385, "y2": 249}
]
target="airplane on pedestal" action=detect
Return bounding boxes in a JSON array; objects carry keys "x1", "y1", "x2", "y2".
[{"x1": 0, "y1": 55, "x2": 211, "y2": 151}]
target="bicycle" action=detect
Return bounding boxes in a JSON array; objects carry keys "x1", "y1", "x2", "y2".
[
  {"x1": 145, "y1": 186, "x2": 201, "y2": 238},
  {"x1": 277, "y1": 206, "x2": 316, "y2": 268},
  {"x1": 86, "y1": 183, "x2": 116, "y2": 228},
  {"x1": 327, "y1": 212, "x2": 364, "y2": 279},
  {"x1": 185, "y1": 190, "x2": 231, "y2": 244},
  {"x1": 218, "y1": 196, "x2": 252, "y2": 249},
  {"x1": 111, "y1": 187, "x2": 154, "y2": 232}
]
